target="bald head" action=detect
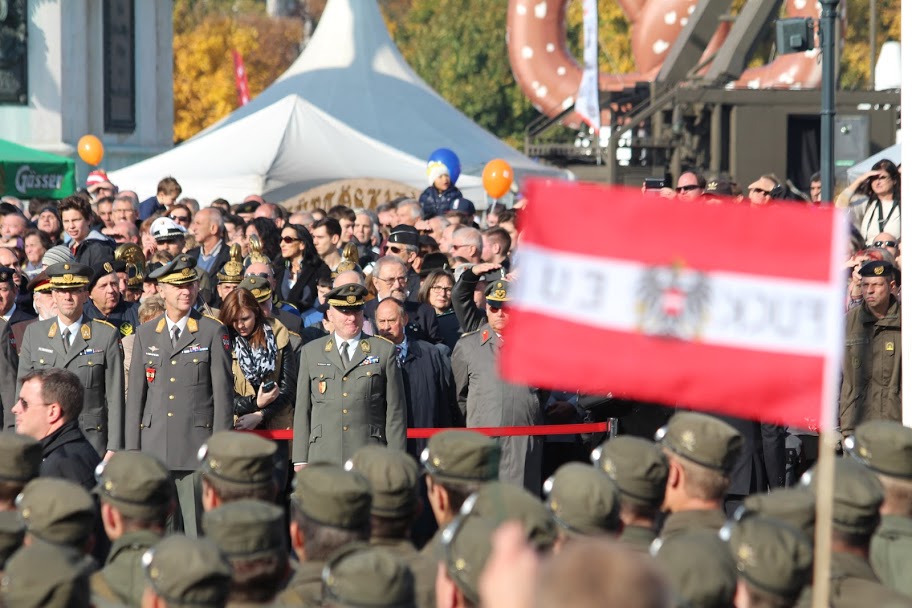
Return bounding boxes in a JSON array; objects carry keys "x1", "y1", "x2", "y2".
[
  {"x1": 375, "y1": 297, "x2": 407, "y2": 344},
  {"x1": 334, "y1": 270, "x2": 363, "y2": 287}
]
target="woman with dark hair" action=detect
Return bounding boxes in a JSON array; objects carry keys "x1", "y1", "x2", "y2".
[
  {"x1": 219, "y1": 288, "x2": 297, "y2": 431},
  {"x1": 245, "y1": 217, "x2": 282, "y2": 262},
  {"x1": 274, "y1": 223, "x2": 331, "y2": 311},
  {"x1": 418, "y1": 269, "x2": 460, "y2": 349},
  {"x1": 837, "y1": 159, "x2": 901, "y2": 243}
]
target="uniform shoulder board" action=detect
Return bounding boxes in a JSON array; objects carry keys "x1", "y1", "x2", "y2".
[
  {"x1": 373, "y1": 334, "x2": 394, "y2": 345},
  {"x1": 279, "y1": 300, "x2": 299, "y2": 312},
  {"x1": 203, "y1": 314, "x2": 225, "y2": 325},
  {"x1": 287, "y1": 330, "x2": 301, "y2": 338},
  {"x1": 460, "y1": 329, "x2": 481, "y2": 337},
  {"x1": 92, "y1": 319, "x2": 117, "y2": 330}
]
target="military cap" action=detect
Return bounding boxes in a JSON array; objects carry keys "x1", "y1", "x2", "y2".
[
  {"x1": 238, "y1": 275, "x2": 273, "y2": 303},
  {"x1": 436, "y1": 515, "x2": 497, "y2": 605},
  {"x1": 592, "y1": 436, "x2": 669, "y2": 507},
  {"x1": 387, "y1": 224, "x2": 419, "y2": 248},
  {"x1": 462, "y1": 482, "x2": 557, "y2": 550},
  {"x1": 543, "y1": 463, "x2": 621, "y2": 536},
  {"x1": 719, "y1": 514, "x2": 813, "y2": 601},
  {"x1": 88, "y1": 260, "x2": 118, "y2": 291},
  {"x1": 1, "y1": 542, "x2": 89, "y2": 608},
  {"x1": 148, "y1": 254, "x2": 200, "y2": 285},
  {"x1": 802, "y1": 457, "x2": 884, "y2": 535},
  {"x1": 346, "y1": 446, "x2": 419, "y2": 518},
  {"x1": 150, "y1": 216, "x2": 188, "y2": 242},
  {"x1": 846, "y1": 420, "x2": 912, "y2": 479},
  {"x1": 419, "y1": 252, "x2": 450, "y2": 278},
  {"x1": 16, "y1": 478, "x2": 95, "y2": 546},
  {"x1": 740, "y1": 488, "x2": 816, "y2": 541},
  {"x1": 202, "y1": 499, "x2": 286, "y2": 559},
  {"x1": 141, "y1": 535, "x2": 232, "y2": 607},
  {"x1": 291, "y1": 463, "x2": 372, "y2": 529},
  {"x1": 216, "y1": 259, "x2": 244, "y2": 285},
  {"x1": 326, "y1": 283, "x2": 368, "y2": 309},
  {"x1": 93, "y1": 451, "x2": 173, "y2": 519},
  {"x1": 25, "y1": 270, "x2": 52, "y2": 293},
  {"x1": 321, "y1": 543, "x2": 415, "y2": 608},
  {"x1": 198, "y1": 431, "x2": 277, "y2": 489},
  {"x1": 651, "y1": 531, "x2": 737, "y2": 608},
  {"x1": 46, "y1": 262, "x2": 92, "y2": 290},
  {"x1": 483, "y1": 279, "x2": 510, "y2": 304},
  {"x1": 858, "y1": 259, "x2": 896, "y2": 279},
  {"x1": 420, "y1": 430, "x2": 501, "y2": 484},
  {"x1": 0, "y1": 511, "x2": 23, "y2": 568},
  {"x1": 234, "y1": 200, "x2": 261, "y2": 214},
  {"x1": 0, "y1": 433, "x2": 41, "y2": 483},
  {"x1": 655, "y1": 412, "x2": 744, "y2": 473},
  {"x1": 0, "y1": 267, "x2": 14, "y2": 286}
]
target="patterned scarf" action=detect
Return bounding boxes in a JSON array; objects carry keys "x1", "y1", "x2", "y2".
[{"x1": 234, "y1": 322, "x2": 278, "y2": 387}]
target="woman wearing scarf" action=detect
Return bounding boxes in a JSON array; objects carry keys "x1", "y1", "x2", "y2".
[
  {"x1": 219, "y1": 288, "x2": 297, "y2": 431},
  {"x1": 274, "y1": 223, "x2": 331, "y2": 311}
]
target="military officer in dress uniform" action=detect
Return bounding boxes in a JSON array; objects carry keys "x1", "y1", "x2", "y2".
[
  {"x1": 83, "y1": 260, "x2": 140, "y2": 338},
  {"x1": 17, "y1": 262, "x2": 124, "y2": 458},
  {"x1": 292, "y1": 283, "x2": 406, "y2": 468},
  {"x1": 124, "y1": 254, "x2": 233, "y2": 537}
]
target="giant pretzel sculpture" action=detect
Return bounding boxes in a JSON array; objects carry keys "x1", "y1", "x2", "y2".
[{"x1": 507, "y1": 0, "x2": 822, "y2": 123}]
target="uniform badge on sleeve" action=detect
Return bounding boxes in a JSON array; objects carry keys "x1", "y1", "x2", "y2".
[
  {"x1": 222, "y1": 334, "x2": 231, "y2": 352},
  {"x1": 146, "y1": 367, "x2": 156, "y2": 383}
]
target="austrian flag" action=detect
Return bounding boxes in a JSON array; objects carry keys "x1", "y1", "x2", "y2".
[{"x1": 500, "y1": 180, "x2": 847, "y2": 430}]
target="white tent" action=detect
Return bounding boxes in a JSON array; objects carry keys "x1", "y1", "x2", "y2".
[
  {"x1": 846, "y1": 143, "x2": 901, "y2": 183},
  {"x1": 110, "y1": 0, "x2": 570, "y2": 205}
]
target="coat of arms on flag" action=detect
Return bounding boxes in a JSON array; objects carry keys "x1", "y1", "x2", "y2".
[{"x1": 636, "y1": 262, "x2": 711, "y2": 340}]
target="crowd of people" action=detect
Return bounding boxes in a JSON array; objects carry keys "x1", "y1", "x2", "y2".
[{"x1": 0, "y1": 155, "x2": 904, "y2": 608}]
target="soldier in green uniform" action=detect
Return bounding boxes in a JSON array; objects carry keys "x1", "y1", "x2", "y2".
[
  {"x1": 464, "y1": 481, "x2": 557, "y2": 553},
  {"x1": 655, "y1": 412, "x2": 743, "y2": 539},
  {"x1": 124, "y1": 255, "x2": 233, "y2": 537},
  {"x1": 278, "y1": 463, "x2": 372, "y2": 606},
  {"x1": 799, "y1": 458, "x2": 910, "y2": 607},
  {"x1": 292, "y1": 283, "x2": 406, "y2": 467},
  {"x1": 415, "y1": 430, "x2": 501, "y2": 608},
  {"x1": 346, "y1": 445, "x2": 420, "y2": 557},
  {"x1": 1, "y1": 542, "x2": 91, "y2": 607},
  {"x1": 846, "y1": 420, "x2": 912, "y2": 597},
  {"x1": 91, "y1": 451, "x2": 174, "y2": 606},
  {"x1": 741, "y1": 487, "x2": 817, "y2": 543},
  {"x1": 0, "y1": 512, "x2": 23, "y2": 576},
  {"x1": 542, "y1": 462, "x2": 621, "y2": 550},
  {"x1": 0, "y1": 432, "x2": 41, "y2": 511},
  {"x1": 720, "y1": 513, "x2": 813, "y2": 608},
  {"x1": 18, "y1": 262, "x2": 125, "y2": 457},
  {"x1": 140, "y1": 535, "x2": 232, "y2": 608},
  {"x1": 198, "y1": 431, "x2": 278, "y2": 511},
  {"x1": 320, "y1": 543, "x2": 415, "y2": 608},
  {"x1": 16, "y1": 477, "x2": 96, "y2": 557},
  {"x1": 651, "y1": 530, "x2": 738, "y2": 608},
  {"x1": 435, "y1": 514, "x2": 498, "y2": 608},
  {"x1": 202, "y1": 500, "x2": 290, "y2": 606},
  {"x1": 592, "y1": 436, "x2": 669, "y2": 551}
]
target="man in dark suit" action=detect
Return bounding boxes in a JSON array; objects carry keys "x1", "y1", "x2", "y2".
[
  {"x1": 714, "y1": 414, "x2": 786, "y2": 515},
  {"x1": 124, "y1": 254, "x2": 233, "y2": 536},
  {"x1": 365, "y1": 256, "x2": 439, "y2": 344}
]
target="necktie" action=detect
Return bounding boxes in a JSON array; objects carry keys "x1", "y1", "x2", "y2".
[
  {"x1": 395, "y1": 345, "x2": 404, "y2": 363},
  {"x1": 61, "y1": 328, "x2": 71, "y2": 353},
  {"x1": 172, "y1": 326, "x2": 181, "y2": 348},
  {"x1": 340, "y1": 342, "x2": 350, "y2": 364}
]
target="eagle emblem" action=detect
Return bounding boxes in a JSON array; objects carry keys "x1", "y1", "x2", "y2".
[{"x1": 636, "y1": 261, "x2": 711, "y2": 340}]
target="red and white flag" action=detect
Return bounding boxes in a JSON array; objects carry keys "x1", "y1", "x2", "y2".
[
  {"x1": 232, "y1": 50, "x2": 251, "y2": 106},
  {"x1": 500, "y1": 180, "x2": 846, "y2": 430}
]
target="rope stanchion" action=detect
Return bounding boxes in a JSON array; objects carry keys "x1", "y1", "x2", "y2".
[{"x1": 249, "y1": 421, "x2": 610, "y2": 441}]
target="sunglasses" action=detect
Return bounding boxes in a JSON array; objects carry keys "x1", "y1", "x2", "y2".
[
  {"x1": 281, "y1": 236, "x2": 302, "y2": 244},
  {"x1": 169, "y1": 215, "x2": 190, "y2": 224},
  {"x1": 676, "y1": 185, "x2": 700, "y2": 193},
  {"x1": 750, "y1": 187, "x2": 771, "y2": 196},
  {"x1": 385, "y1": 245, "x2": 404, "y2": 254},
  {"x1": 873, "y1": 240, "x2": 897, "y2": 248}
]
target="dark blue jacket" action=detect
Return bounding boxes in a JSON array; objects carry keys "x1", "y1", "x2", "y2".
[
  {"x1": 419, "y1": 185, "x2": 463, "y2": 218},
  {"x1": 40, "y1": 420, "x2": 101, "y2": 491},
  {"x1": 400, "y1": 338, "x2": 459, "y2": 457},
  {"x1": 138, "y1": 196, "x2": 165, "y2": 221}
]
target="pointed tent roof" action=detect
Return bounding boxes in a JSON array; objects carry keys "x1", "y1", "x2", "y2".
[{"x1": 111, "y1": 0, "x2": 569, "y2": 204}]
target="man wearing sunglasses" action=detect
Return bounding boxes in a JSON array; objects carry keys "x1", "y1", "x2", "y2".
[
  {"x1": 870, "y1": 232, "x2": 899, "y2": 258},
  {"x1": 661, "y1": 171, "x2": 706, "y2": 201},
  {"x1": 747, "y1": 175, "x2": 780, "y2": 205},
  {"x1": 383, "y1": 225, "x2": 422, "y2": 301}
]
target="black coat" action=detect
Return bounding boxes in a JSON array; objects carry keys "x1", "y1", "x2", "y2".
[
  {"x1": 74, "y1": 235, "x2": 115, "y2": 268},
  {"x1": 713, "y1": 414, "x2": 786, "y2": 496},
  {"x1": 273, "y1": 260, "x2": 332, "y2": 312},
  {"x1": 400, "y1": 339, "x2": 460, "y2": 457},
  {"x1": 39, "y1": 419, "x2": 102, "y2": 491},
  {"x1": 274, "y1": 308, "x2": 304, "y2": 336},
  {"x1": 364, "y1": 299, "x2": 440, "y2": 344}
]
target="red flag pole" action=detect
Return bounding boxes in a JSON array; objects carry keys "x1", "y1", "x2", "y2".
[{"x1": 232, "y1": 49, "x2": 251, "y2": 106}]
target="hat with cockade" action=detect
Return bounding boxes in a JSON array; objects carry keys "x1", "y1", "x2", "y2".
[
  {"x1": 543, "y1": 462, "x2": 621, "y2": 536},
  {"x1": 483, "y1": 280, "x2": 510, "y2": 305},
  {"x1": 93, "y1": 451, "x2": 173, "y2": 520},
  {"x1": 325, "y1": 283, "x2": 368, "y2": 310},
  {"x1": 0, "y1": 433, "x2": 41, "y2": 483},
  {"x1": 321, "y1": 543, "x2": 415, "y2": 608},
  {"x1": 148, "y1": 254, "x2": 200, "y2": 285},
  {"x1": 846, "y1": 420, "x2": 912, "y2": 479},
  {"x1": 150, "y1": 217, "x2": 187, "y2": 243},
  {"x1": 346, "y1": 446, "x2": 419, "y2": 518},
  {"x1": 592, "y1": 436, "x2": 669, "y2": 507},
  {"x1": 141, "y1": 536, "x2": 232, "y2": 607},
  {"x1": 238, "y1": 275, "x2": 272, "y2": 303},
  {"x1": 290, "y1": 463, "x2": 372, "y2": 530},
  {"x1": 198, "y1": 431, "x2": 277, "y2": 490},
  {"x1": 656, "y1": 412, "x2": 744, "y2": 474},
  {"x1": 46, "y1": 262, "x2": 92, "y2": 291},
  {"x1": 420, "y1": 430, "x2": 501, "y2": 484}
]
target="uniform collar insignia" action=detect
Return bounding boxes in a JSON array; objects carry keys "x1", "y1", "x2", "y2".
[
  {"x1": 187, "y1": 318, "x2": 198, "y2": 333},
  {"x1": 47, "y1": 323, "x2": 57, "y2": 338},
  {"x1": 155, "y1": 319, "x2": 166, "y2": 333},
  {"x1": 324, "y1": 339, "x2": 333, "y2": 352},
  {"x1": 80, "y1": 324, "x2": 92, "y2": 340},
  {"x1": 359, "y1": 339, "x2": 370, "y2": 353}
]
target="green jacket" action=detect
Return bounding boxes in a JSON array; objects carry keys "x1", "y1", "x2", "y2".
[
  {"x1": 796, "y1": 552, "x2": 910, "y2": 608},
  {"x1": 619, "y1": 524, "x2": 656, "y2": 553},
  {"x1": 871, "y1": 514, "x2": 912, "y2": 598},
  {"x1": 413, "y1": 529, "x2": 442, "y2": 608},
  {"x1": 659, "y1": 509, "x2": 726, "y2": 541},
  {"x1": 839, "y1": 298, "x2": 902, "y2": 434},
  {"x1": 91, "y1": 529, "x2": 161, "y2": 606},
  {"x1": 276, "y1": 560, "x2": 324, "y2": 607}
]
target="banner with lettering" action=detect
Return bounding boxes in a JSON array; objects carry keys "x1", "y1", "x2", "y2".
[
  {"x1": 500, "y1": 180, "x2": 846, "y2": 430},
  {"x1": 0, "y1": 139, "x2": 76, "y2": 199}
]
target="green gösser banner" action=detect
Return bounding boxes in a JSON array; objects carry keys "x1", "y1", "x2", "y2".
[{"x1": 0, "y1": 139, "x2": 76, "y2": 199}]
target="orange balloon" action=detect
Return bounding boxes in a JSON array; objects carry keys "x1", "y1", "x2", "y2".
[
  {"x1": 77, "y1": 135, "x2": 104, "y2": 166},
  {"x1": 482, "y1": 159, "x2": 514, "y2": 199}
]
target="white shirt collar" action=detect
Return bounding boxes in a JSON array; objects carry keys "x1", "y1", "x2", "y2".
[
  {"x1": 1, "y1": 303, "x2": 16, "y2": 322},
  {"x1": 165, "y1": 313, "x2": 191, "y2": 336},
  {"x1": 58, "y1": 316, "x2": 84, "y2": 343},
  {"x1": 334, "y1": 332, "x2": 361, "y2": 353}
]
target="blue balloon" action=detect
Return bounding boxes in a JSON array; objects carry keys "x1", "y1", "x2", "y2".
[{"x1": 428, "y1": 148, "x2": 461, "y2": 184}]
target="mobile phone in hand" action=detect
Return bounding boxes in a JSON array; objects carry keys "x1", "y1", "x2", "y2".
[{"x1": 262, "y1": 380, "x2": 276, "y2": 392}]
